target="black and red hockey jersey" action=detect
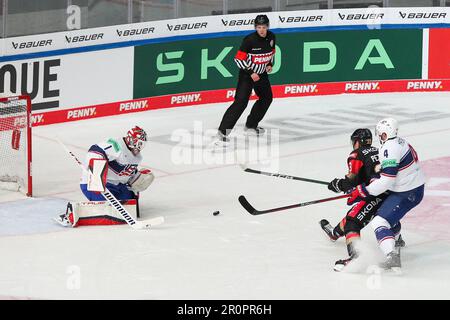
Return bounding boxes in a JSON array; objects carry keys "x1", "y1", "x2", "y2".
[
  {"x1": 234, "y1": 31, "x2": 276, "y2": 75},
  {"x1": 339, "y1": 145, "x2": 380, "y2": 193}
]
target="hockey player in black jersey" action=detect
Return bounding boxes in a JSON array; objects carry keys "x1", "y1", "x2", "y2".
[
  {"x1": 214, "y1": 14, "x2": 276, "y2": 146},
  {"x1": 319, "y1": 129, "x2": 404, "y2": 271}
]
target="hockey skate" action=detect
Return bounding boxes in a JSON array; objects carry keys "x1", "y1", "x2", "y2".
[
  {"x1": 334, "y1": 257, "x2": 354, "y2": 272},
  {"x1": 380, "y1": 251, "x2": 401, "y2": 272},
  {"x1": 244, "y1": 126, "x2": 266, "y2": 136},
  {"x1": 211, "y1": 131, "x2": 230, "y2": 148},
  {"x1": 54, "y1": 214, "x2": 71, "y2": 227},
  {"x1": 319, "y1": 219, "x2": 339, "y2": 242},
  {"x1": 53, "y1": 203, "x2": 73, "y2": 227}
]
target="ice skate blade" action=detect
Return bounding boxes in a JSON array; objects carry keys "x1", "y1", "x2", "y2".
[
  {"x1": 333, "y1": 263, "x2": 346, "y2": 272},
  {"x1": 207, "y1": 138, "x2": 230, "y2": 151},
  {"x1": 333, "y1": 258, "x2": 354, "y2": 272},
  {"x1": 243, "y1": 127, "x2": 266, "y2": 137},
  {"x1": 53, "y1": 216, "x2": 72, "y2": 228},
  {"x1": 386, "y1": 267, "x2": 402, "y2": 275}
]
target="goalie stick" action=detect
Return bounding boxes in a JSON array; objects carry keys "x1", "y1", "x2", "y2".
[
  {"x1": 240, "y1": 165, "x2": 329, "y2": 186},
  {"x1": 58, "y1": 140, "x2": 163, "y2": 230},
  {"x1": 238, "y1": 194, "x2": 349, "y2": 215}
]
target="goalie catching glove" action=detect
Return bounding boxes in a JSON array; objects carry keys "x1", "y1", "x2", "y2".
[{"x1": 128, "y1": 168, "x2": 154, "y2": 193}]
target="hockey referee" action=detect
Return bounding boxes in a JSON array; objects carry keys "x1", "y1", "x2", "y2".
[{"x1": 214, "y1": 14, "x2": 275, "y2": 146}]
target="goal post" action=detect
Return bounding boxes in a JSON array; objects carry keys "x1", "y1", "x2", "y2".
[{"x1": 0, "y1": 95, "x2": 32, "y2": 197}]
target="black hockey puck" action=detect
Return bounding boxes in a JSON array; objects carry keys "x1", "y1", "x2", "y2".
[{"x1": 213, "y1": 211, "x2": 220, "y2": 216}]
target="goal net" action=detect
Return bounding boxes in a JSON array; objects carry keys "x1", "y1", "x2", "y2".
[{"x1": 0, "y1": 95, "x2": 32, "y2": 196}]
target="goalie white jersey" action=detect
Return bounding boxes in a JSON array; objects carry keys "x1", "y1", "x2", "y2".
[
  {"x1": 367, "y1": 136, "x2": 425, "y2": 196},
  {"x1": 80, "y1": 137, "x2": 143, "y2": 186}
]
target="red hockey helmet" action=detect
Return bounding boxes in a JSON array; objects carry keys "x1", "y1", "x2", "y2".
[{"x1": 125, "y1": 126, "x2": 147, "y2": 154}]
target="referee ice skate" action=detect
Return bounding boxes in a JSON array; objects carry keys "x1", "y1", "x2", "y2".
[{"x1": 215, "y1": 14, "x2": 275, "y2": 146}]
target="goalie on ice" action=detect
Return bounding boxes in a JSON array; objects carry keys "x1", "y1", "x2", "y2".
[{"x1": 55, "y1": 126, "x2": 155, "y2": 227}]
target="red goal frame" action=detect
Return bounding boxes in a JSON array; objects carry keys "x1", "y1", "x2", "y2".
[{"x1": 0, "y1": 95, "x2": 32, "y2": 197}]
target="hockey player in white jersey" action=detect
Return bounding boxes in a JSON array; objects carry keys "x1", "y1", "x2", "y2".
[
  {"x1": 55, "y1": 126, "x2": 155, "y2": 227},
  {"x1": 346, "y1": 118, "x2": 425, "y2": 270}
]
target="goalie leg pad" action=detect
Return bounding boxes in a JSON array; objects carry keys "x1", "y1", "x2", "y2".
[{"x1": 69, "y1": 200, "x2": 137, "y2": 227}]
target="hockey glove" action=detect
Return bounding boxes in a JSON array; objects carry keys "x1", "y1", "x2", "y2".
[
  {"x1": 328, "y1": 178, "x2": 342, "y2": 193},
  {"x1": 347, "y1": 184, "x2": 369, "y2": 205},
  {"x1": 128, "y1": 169, "x2": 154, "y2": 193}
]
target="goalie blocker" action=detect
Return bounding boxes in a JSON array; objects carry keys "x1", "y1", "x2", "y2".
[
  {"x1": 82, "y1": 159, "x2": 154, "y2": 199},
  {"x1": 56, "y1": 155, "x2": 155, "y2": 227}
]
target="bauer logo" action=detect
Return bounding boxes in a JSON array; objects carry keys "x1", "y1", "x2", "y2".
[
  {"x1": 221, "y1": 18, "x2": 254, "y2": 27},
  {"x1": 345, "y1": 82, "x2": 380, "y2": 91},
  {"x1": 166, "y1": 22, "x2": 207, "y2": 32},
  {"x1": 65, "y1": 33, "x2": 104, "y2": 43},
  {"x1": 284, "y1": 85, "x2": 318, "y2": 94},
  {"x1": 171, "y1": 94, "x2": 201, "y2": 105},
  {"x1": 278, "y1": 15, "x2": 323, "y2": 23},
  {"x1": 116, "y1": 27, "x2": 155, "y2": 37},
  {"x1": 11, "y1": 39, "x2": 53, "y2": 50},
  {"x1": 119, "y1": 100, "x2": 149, "y2": 112},
  {"x1": 67, "y1": 107, "x2": 96, "y2": 119},
  {"x1": 337, "y1": 12, "x2": 384, "y2": 21},
  {"x1": 407, "y1": 81, "x2": 443, "y2": 90},
  {"x1": 398, "y1": 11, "x2": 446, "y2": 19}
]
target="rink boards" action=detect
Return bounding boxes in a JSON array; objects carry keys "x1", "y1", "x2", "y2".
[
  {"x1": 29, "y1": 78, "x2": 450, "y2": 127},
  {"x1": 0, "y1": 8, "x2": 449, "y2": 126}
]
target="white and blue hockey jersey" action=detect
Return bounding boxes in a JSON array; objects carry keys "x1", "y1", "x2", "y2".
[
  {"x1": 366, "y1": 136, "x2": 425, "y2": 196},
  {"x1": 80, "y1": 137, "x2": 143, "y2": 186}
]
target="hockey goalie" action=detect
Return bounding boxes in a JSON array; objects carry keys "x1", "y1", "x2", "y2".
[{"x1": 54, "y1": 126, "x2": 154, "y2": 227}]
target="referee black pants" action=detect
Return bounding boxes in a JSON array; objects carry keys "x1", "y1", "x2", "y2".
[{"x1": 218, "y1": 71, "x2": 273, "y2": 135}]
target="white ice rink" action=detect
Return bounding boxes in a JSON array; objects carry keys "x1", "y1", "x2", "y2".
[{"x1": 1, "y1": 92, "x2": 450, "y2": 299}]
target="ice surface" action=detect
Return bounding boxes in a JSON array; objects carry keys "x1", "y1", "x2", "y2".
[
  {"x1": 0, "y1": 198, "x2": 67, "y2": 236},
  {"x1": 0, "y1": 92, "x2": 450, "y2": 299}
]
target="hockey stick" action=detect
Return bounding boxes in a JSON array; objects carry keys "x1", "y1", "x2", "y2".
[
  {"x1": 136, "y1": 192, "x2": 141, "y2": 219},
  {"x1": 57, "y1": 140, "x2": 163, "y2": 230},
  {"x1": 238, "y1": 194, "x2": 349, "y2": 215},
  {"x1": 240, "y1": 165, "x2": 329, "y2": 186}
]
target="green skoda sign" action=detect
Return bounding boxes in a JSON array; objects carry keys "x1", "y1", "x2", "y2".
[{"x1": 134, "y1": 29, "x2": 422, "y2": 98}]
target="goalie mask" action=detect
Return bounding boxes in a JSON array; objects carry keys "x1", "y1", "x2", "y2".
[{"x1": 125, "y1": 126, "x2": 147, "y2": 155}]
